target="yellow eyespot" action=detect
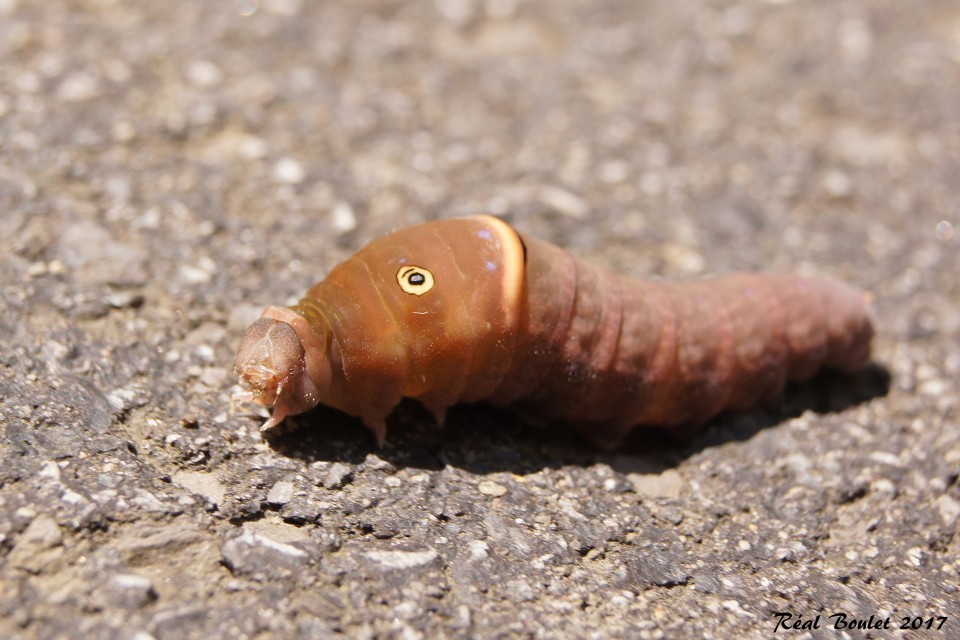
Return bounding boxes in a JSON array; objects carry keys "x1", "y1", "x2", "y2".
[{"x1": 396, "y1": 266, "x2": 435, "y2": 296}]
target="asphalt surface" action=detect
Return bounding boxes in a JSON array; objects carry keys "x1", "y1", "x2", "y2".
[{"x1": 1, "y1": 1, "x2": 958, "y2": 638}]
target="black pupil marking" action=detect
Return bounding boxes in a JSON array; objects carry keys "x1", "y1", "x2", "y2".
[{"x1": 408, "y1": 272, "x2": 425, "y2": 285}]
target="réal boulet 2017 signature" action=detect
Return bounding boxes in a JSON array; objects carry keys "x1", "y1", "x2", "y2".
[{"x1": 774, "y1": 612, "x2": 949, "y2": 633}]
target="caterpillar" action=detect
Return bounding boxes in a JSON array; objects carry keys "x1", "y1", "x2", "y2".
[{"x1": 234, "y1": 215, "x2": 874, "y2": 449}]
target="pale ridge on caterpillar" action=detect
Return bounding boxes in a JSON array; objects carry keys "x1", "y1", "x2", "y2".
[{"x1": 234, "y1": 215, "x2": 875, "y2": 449}]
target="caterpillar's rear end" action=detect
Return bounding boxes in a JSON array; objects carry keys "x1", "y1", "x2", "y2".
[
  {"x1": 490, "y1": 234, "x2": 874, "y2": 447},
  {"x1": 234, "y1": 216, "x2": 874, "y2": 448},
  {"x1": 622, "y1": 272, "x2": 874, "y2": 428}
]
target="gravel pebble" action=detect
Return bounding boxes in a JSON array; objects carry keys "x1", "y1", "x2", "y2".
[
  {"x1": 266, "y1": 480, "x2": 296, "y2": 505},
  {"x1": 478, "y1": 480, "x2": 508, "y2": 497},
  {"x1": 363, "y1": 548, "x2": 440, "y2": 571},
  {"x1": 221, "y1": 531, "x2": 310, "y2": 579}
]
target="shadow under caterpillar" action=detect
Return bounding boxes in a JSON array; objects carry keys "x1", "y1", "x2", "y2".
[{"x1": 234, "y1": 216, "x2": 874, "y2": 449}]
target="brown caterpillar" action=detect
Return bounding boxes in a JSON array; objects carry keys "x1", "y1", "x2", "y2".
[{"x1": 234, "y1": 216, "x2": 874, "y2": 449}]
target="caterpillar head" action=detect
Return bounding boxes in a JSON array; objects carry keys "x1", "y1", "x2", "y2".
[{"x1": 234, "y1": 317, "x2": 326, "y2": 430}]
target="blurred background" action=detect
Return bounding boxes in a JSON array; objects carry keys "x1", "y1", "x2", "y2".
[{"x1": 1, "y1": 1, "x2": 958, "y2": 638}]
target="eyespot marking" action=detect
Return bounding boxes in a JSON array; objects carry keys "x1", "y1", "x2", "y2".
[{"x1": 397, "y1": 265, "x2": 435, "y2": 295}]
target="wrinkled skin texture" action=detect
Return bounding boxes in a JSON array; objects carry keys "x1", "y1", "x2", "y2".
[{"x1": 235, "y1": 216, "x2": 874, "y2": 448}]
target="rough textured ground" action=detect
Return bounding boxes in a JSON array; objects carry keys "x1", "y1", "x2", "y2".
[{"x1": 1, "y1": 0, "x2": 958, "y2": 638}]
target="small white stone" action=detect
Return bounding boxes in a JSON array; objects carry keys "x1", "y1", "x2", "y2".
[
  {"x1": 468, "y1": 540, "x2": 489, "y2": 561},
  {"x1": 869, "y1": 451, "x2": 902, "y2": 467},
  {"x1": 364, "y1": 548, "x2": 438, "y2": 570},
  {"x1": 179, "y1": 256, "x2": 216, "y2": 284},
  {"x1": 871, "y1": 478, "x2": 896, "y2": 494},
  {"x1": 273, "y1": 157, "x2": 306, "y2": 184},
  {"x1": 919, "y1": 378, "x2": 949, "y2": 396},
  {"x1": 174, "y1": 471, "x2": 226, "y2": 505},
  {"x1": 610, "y1": 594, "x2": 629, "y2": 607},
  {"x1": 62, "y1": 490, "x2": 87, "y2": 506},
  {"x1": 38, "y1": 460, "x2": 61, "y2": 482},
  {"x1": 906, "y1": 547, "x2": 924, "y2": 567},
  {"x1": 822, "y1": 170, "x2": 853, "y2": 198},
  {"x1": 109, "y1": 573, "x2": 154, "y2": 591},
  {"x1": 478, "y1": 480, "x2": 507, "y2": 497},
  {"x1": 330, "y1": 201, "x2": 357, "y2": 234},
  {"x1": 238, "y1": 135, "x2": 268, "y2": 160},
  {"x1": 180, "y1": 264, "x2": 212, "y2": 284},
  {"x1": 722, "y1": 599, "x2": 753, "y2": 617},
  {"x1": 267, "y1": 481, "x2": 295, "y2": 505},
  {"x1": 243, "y1": 530, "x2": 308, "y2": 559},
  {"x1": 627, "y1": 469, "x2": 684, "y2": 499},
  {"x1": 186, "y1": 60, "x2": 223, "y2": 88},
  {"x1": 18, "y1": 514, "x2": 62, "y2": 547},
  {"x1": 58, "y1": 72, "x2": 101, "y2": 102},
  {"x1": 936, "y1": 495, "x2": 960, "y2": 526}
]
